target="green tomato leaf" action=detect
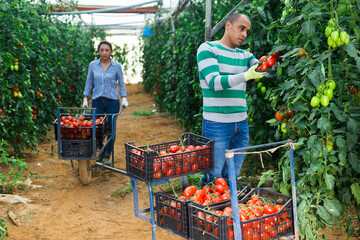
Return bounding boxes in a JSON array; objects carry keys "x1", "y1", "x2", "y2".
[
  {"x1": 266, "y1": 118, "x2": 277, "y2": 124},
  {"x1": 349, "y1": 152, "x2": 360, "y2": 174},
  {"x1": 301, "y1": 21, "x2": 316, "y2": 37},
  {"x1": 347, "y1": 118, "x2": 357, "y2": 134},
  {"x1": 285, "y1": 14, "x2": 303, "y2": 26},
  {"x1": 316, "y1": 205, "x2": 333, "y2": 227},
  {"x1": 324, "y1": 173, "x2": 335, "y2": 190},
  {"x1": 330, "y1": 103, "x2": 343, "y2": 122},
  {"x1": 317, "y1": 115, "x2": 331, "y2": 133},
  {"x1": 351, "y1": 183, "x2": 360, "y2": 204},
  {"x1": 323, "y1": 198, "x2": 343, "y2": 217},
  {"x1": 257, "y1": 6, "x2": 267, "y2": 21},
  {"x1": 306, "y1": 162, "x2": 323, "y2": 174},
  {"x1": 346, "y1": 132, "x2": 358, "y2": 150}
]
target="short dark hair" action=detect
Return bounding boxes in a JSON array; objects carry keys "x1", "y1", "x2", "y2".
[
  {"x1": 228, "y1": 13, "x2": 251, "y2": 24},
  {"x1": 98, "y1": 40, "x2": 112, "y2": 51}
]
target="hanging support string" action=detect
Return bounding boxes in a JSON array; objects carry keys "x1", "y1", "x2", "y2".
[{"x1": 232, "y1": 142, "x2": 296, "y2": 168}]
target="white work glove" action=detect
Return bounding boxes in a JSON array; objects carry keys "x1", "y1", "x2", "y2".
[
  {"x1": 244, "y1": 64, "x2": 268, "y2": 81},
  {"x1": 122, "y1": 97, "x2": 128, "y2": 108},
  {"x1": 82, "y1": 97, "x2": 88, "y2": 108}
]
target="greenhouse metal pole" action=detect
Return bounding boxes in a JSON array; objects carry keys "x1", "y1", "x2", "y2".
[
  {"x1": 289, "y1": 145, "x2": 300, "y2": 240},
  {"x1": 205, "y1": 0, "x2": 212, "y2": 41}
]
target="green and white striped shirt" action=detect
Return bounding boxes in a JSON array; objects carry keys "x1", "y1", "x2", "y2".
[{"x1": 197, "y1": 41, "x2": 258, "y2": 123}]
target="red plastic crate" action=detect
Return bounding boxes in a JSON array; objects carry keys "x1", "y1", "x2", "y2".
[
  {"x1": 125, "y1": 132, "x2": 214, "y2": 183},
  {"x1": 188, "y1": 188, "x2": 294, "y2": 240}
]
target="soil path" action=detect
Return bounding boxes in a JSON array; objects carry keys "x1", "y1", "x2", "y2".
[
  {"x1": 1, "y1": 83, "x2": 357, "y2": 240},
  {"x1": 2, "y1": 83, "x2": 184, "y2": 240}
]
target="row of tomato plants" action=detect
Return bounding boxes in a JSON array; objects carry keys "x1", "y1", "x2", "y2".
[
  {"x1": 141, "y1": 0, "x2": 360, "y2": 239},
  {"x1": 0, "y1": 0, "x2": 106, "y2": 154}
]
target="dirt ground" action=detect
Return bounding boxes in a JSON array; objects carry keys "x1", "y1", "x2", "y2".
[{"x1": 1, "y1": 83, "x2": 358, "y2": 240}]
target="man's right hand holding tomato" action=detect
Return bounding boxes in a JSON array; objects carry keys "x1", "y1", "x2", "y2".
[{"x1": 244, "y1": 64, "x2": 268, "y2": 81}]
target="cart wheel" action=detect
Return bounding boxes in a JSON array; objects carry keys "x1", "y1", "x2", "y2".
[{"x1": 78, "y1": 160, "x2": 91, "y2": 185}]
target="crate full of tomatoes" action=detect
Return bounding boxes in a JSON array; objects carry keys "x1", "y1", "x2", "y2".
[
  {"x1": 155, "y1": 178, "x2": 250, "y2": 238},
  {"x1": 54, "y1": 114, "x2": 108, "y2": 158},
  {"x1": 125, "y1": 132, "x2": 214, "y2": 183},
  {"x1": 188, "y1": 187, "x2": 294, "y2": 240}
]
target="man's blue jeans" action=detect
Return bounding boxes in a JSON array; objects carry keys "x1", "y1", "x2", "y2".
[
  {"x1": 201, "y1": 119, "x2": 249, "y2": 187},
  {"x1": 92, "y1": 97, "x2": 120, "y2": 157}
]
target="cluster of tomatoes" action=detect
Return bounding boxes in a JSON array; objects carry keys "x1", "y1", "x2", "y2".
[
  {"x1": 325, "y1": 18, "x2": 350, "y2": 48},
  {"x1": 32, "y1": 106, "x2": 38, "y2": 119},
  {"x1": 10, "y1": 58, "x2": 19, "y2": 71},
  {"x1": 58, "y1": 115, "x2": 104, "y2": 140},
  {"x1": 311, "y1": 79, "x2": 336, "y2": 108},
  {"x1": 35, "y1": 88, "x2": 44, "y2": 99},
  {"x1": 130, "y1": 143, "x2": 211, "y2": 179},
  {"x1": 12, "y1": 84, "x2": 22, "y2": 98},
  {"x1": 56, "y1": 76, "x2": 62, "y2": 84},
  {"x1": 195, "y1": 193, "x2": 292, "y2": 240},
  {"x1": 177, "y1": 178, "x2": 233, "y2": 206},
  {"x1": 256, "y1": 52, "x2": 279, "y2": 72},
  {"x1": 274, "y1": 107, "x2": 295, "y2": 134}
]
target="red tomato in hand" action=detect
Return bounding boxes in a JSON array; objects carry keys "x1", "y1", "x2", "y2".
[
  {"x1": 267, "y1": 55, "x2": 276, "y2": 67},
  {"x1": 259, "y1": 56, "x2": 267, "y2": 62}
]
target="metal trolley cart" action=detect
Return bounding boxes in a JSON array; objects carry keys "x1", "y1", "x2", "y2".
[
  {"x1": 55, "y1": 106, "x2": 125, "y2": 185},
  {"x1": 224, "y1": 140, "x2": 299, "y2": 240}
]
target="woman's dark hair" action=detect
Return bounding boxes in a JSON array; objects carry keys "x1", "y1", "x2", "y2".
[{"x1": 98, "y1": 40, "x2": 112, "y2": 51}]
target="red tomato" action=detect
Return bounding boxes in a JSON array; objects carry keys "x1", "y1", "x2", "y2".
[
  {"x1": 267, "y1": 55, "x2": 276, "y2": 67},
  {"x1": 220, "y1": 191, "x2": 230, "y2": 201},
  {"x1": 190, "y1": 163, "x2": 199, "y2": 172},
  {"x1": 165, "y1": 168, "x2": 174, "y2": 177},
  {"x1": 192, "y1": 195, "x2": 203, "y2": 204},
  {"x1": 194, "y1": 189, "x2": 206, "y2": 199},
  {"x1": 223, "y1": 206, "x2": 232, "y2": 216},
  {"x1": 202, "y1": 185, "x2": 211, "y2": 193},
  {"x1": 175, "y1": 164, "x2": 182, "y2": 175},
  {"x1": 250, "y1": 194, "x2": 260, "y2": 201},
  {"x1": 183, "y1": 186, "x2": 197, "y2": 198},
  {"x1": 259, "y1": 62, "x2": 269, "y2": 71},
  {"x1": 60, "y1": 116, "x2": 66, "y2": 121},
  {"x1": 263, "y1": 204, "x2": 277, "y2": 214},
  {"x1": 215, "y1": 177, "x2": 228, "y2": 187},
  {"x1": 169, "y1": 145, "x2": 180, "y2": 153},
  {"x1": 259, "y1": 56, "x2": 267, "y2": 62},
  {"x1": 253, "y1": 207, "x2": 263, "y2": 218},
  {"x1": 215, "y1": 184, "x2": 225, "y2": 194},
  {"x1": 275, "y1": 110, "x2": 284, "y2": 121},
  {"x1": 187, "y1": 145, "x2": 195, "y2": 151}
]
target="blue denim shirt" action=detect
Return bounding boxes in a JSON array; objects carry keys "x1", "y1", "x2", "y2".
[{"x1": 83, "y1": 58, "x2": 127, "y2": 100}]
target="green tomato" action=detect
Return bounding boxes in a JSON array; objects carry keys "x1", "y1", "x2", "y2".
[
  {"x1": 260, "y1": 86, "x2": 267, "y2": 94},
  {"x1": 328, "y1": 80, "x2": 336, "y2": 90},
  {"x1": 325, "y1": 88, "x2": 334, "y2": 99},
  {"x1": 327, "y1": 145, "x2": 333, "y2": 152},
  {"x1": 327, "y1": 37, "x2": 334, "y2": 47},
  {"x1": 325, "y1": 26, "x2": 332, "y2": 37},
  {"x1": 10, "y1": 65, "x2": 14, "y2": 71},
  {"x1": 328, "y1": 18, "x2": 336, "y2": 27},
  {"x1": 310, "y1": 96, "x2": 320, "y2": 107},
  {"x1": 317, "y1": 83, "x2": 325, "y2": 93},
  {"x1": 321, "y1": 95, "x2": 330, "y2": 107},
  {"x1": 340, "y1": 31, "x2": 347, "y2": 42},
  {"x1": 257, "y1": 82, "x2": 263, "y2": 89},
  {"x1": 344, "y1": 34, "x2": 350, "y2": 45},
  {"x1": 249, "y1": 117, "x2": 254, "y2": 122},
  {"x1": 331, "y1": 31, "x2": 339, "y2": 42},
  {"x1": 14, "y1": 65, "x2": 19, "y2": 71},
  {"x1": 18, "y1": 93, "x2": 22, "y2": 98},
  {"x1": 254, "y1": 78, "x2": 261, "y2": 83},
  {"x1": 281, "y1": 123, "x2": 287, "y2": 133},
  {"x1": 284, "y1": 0, "x2": 290, "y2": 5},
  {"x1": 336, "y1": 39, "x2": 343, "y2": 46}
]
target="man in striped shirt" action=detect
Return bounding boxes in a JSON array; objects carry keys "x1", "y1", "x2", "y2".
[{"x1": 198, "y1": 13, "x2": 276, "y2": 186}]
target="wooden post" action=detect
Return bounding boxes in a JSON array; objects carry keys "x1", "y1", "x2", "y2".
[{"x1": 205, "y1": 0, "x2": 212, "y2": 41}]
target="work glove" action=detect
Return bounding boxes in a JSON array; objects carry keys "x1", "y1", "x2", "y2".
[
  {"x1": 122, "y1": 97, "x2": 128, "y2": 108},
  {"x1": 243, "y1": 64, "x2": 268, "y2": 81},
  {"x1": 82, "y1": 97, "x2": 88, "y2": 108}
]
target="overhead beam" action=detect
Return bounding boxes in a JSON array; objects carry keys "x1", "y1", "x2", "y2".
[{"x1": 53, "y1": 6, "x2": 158, "y2": 14}]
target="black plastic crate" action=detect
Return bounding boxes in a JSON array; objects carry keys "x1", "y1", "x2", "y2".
[
  {"x1": 61, "y1": 139, "x2": 94, "y2": 158},
  {"x1": 125, "y1": 132, "x2": 214, "y2": 183},
  {"x1": 188, "y1": 188, "x2": 294, "y2": 240},
  {"x1": 54, "y1": 114, "x2": 108, "y2": 141},
  {"x1": 155, "y1": 192, "x2": 189, "y2": 238},
  {"x1": 155, "y1": 182, "x2": 250, "y2": 238}
]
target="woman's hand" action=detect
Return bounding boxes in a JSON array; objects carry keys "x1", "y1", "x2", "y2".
[{"x1": 122, "y1": 97, "x2": 128, "y2": 108}]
